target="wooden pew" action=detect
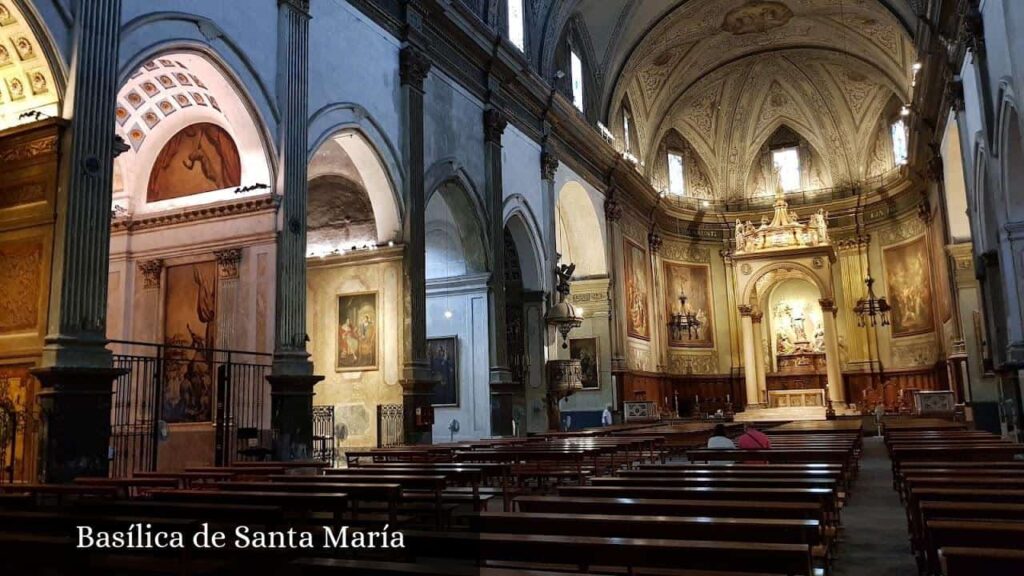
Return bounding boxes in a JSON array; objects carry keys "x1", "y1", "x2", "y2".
[
  {"x1": 516, "y1": 495, "x2": 825, "y2": 522},
  {"x1": 220, "y1": 481, "x2": 398, "y2": 524},
  {"x1": 925, "y1": 520, "x2": 1024, "y2": 575},
  {"x1": 939, "y1": 547, "x2": 1024, "y2": 576},
  {"x1": 150, "y1": 488, "x2": 350, "y2": 523},
  {"x1": 267, "y1": 474, "x2": 448, "y2": 526},
  {"x1": 400, "y1": 530, "x2": 816, "y2": 575}
]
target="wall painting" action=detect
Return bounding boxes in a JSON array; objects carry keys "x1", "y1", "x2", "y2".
[
  {"x1": 883, "y1": 235, "x2": 935, "y2": 338},
  {"x1": 337, "y1": 292, "x2": 378, "y2": 372},
  {"x1": 569, "y1": 337, "x2": 600, "y2": 390},
  {"x1": 662, "y1": 260, "x2": 714, "y2": 348},
  {"x1": 427, "y1": 336, "x2": 458, "y2": 407},
  {"x1": 147, "y1": 122, "x2": 241, "y2": 202},
  {"x1": 624, "y1": 239, "x2": 650, "y2": 340},
  {"x1": 162, "y1": 262, "x2": 217, "y2": 423}
]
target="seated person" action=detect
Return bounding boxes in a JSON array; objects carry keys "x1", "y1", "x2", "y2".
[
  {"x1": 706, "y1": 423, "x2": 736, "y2": 449},
  {"x1": 735, "y1": 423, "x2": 772, "y2": 449}
]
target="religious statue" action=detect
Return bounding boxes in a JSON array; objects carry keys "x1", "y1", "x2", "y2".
[
  {"x1": 812, "y1": 209, "x2": 829, "y2": 244},
  {"x1": 735, "y1": 219, "x2": 746, "y2": 251},
  {"x1": 813, "y1": 325, "x2": 825, "y2": 353},
  {"x1": 776, "y1": 332, "x2": 793, "y2": 354}
]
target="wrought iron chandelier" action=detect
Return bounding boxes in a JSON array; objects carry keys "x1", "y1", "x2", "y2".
[
  {"x1": 854, "y1": 276, "x2": 891, "y2": 327},
  {"x1": 668, "y1": 290, "x2": 701, "y2": 340}
]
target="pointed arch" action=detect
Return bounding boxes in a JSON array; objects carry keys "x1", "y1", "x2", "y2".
[{"x1": 503, "y1": 195, "x2": 546, "y2": 292}]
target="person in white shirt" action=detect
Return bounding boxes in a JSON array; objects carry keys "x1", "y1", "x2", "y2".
[
  {"x1": 601, "y1": 404, "x2": 613, "y2": 426},
  {"x1": 706, "y1": 423, "x2": 736, "y2": 449}
]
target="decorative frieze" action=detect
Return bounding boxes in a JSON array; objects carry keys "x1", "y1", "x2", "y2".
[
  {"x1": 878, "y1": 216, "x2": 926, "y2": 246},
  {"x1": 137, "y1": 259, "x2": 164, "y2": 290},
  {"x1": 666, "y1": 353, "x2": 717, "y2": 375},
  {"x1": 892, "y1": 339, "x2": 938, "y2": 368},
  {"x1": 0, "y1": 135, "x2": 58, "y2": 163},
  {"x1": 660, "y1": 242, "x2": 710, "y2": 264}
]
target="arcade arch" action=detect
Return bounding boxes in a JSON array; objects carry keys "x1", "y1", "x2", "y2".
[{"x1": 555, "y1": 180, "x2": 606, "y2": 277}]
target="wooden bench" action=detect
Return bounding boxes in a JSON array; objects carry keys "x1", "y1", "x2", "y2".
[
  {"x1": 268, "y1": 474, "x2": 447, "y2": 526},
  {"x1": 221, "y1": 480, "x2": 398, "y2": 523},
  {"x1": 925, "y1": 520, "x2": 1024, "y2": 575},
  {"x1": 514, "y1": 495, "x2": 826, "y2": 523},
  {"x1": 939, "y1": 547, "x2": 1024, "y2": 576},
  {"x1": 150, "y1": 488, "x2": 349, "y2": 522}
]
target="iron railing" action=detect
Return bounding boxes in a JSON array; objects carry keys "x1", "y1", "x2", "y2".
[
  {"x1": 312, "y1": 405, "x2": 335, "y2": 465},
  {"x1": 376, "y1": 403, "x2": 404, "y2": 447},
  {"x1": 108, "y1": 340, "x2": 272, "y2": 477}
]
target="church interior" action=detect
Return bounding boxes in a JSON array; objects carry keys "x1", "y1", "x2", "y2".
[{"x1": 2, "y1": 0, "x2": 1024, "y2": 574}]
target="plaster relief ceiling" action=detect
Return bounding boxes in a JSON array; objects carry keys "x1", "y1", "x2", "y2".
[
  {"x1": 602, "y1": 0, "x2": 915, "y2": 200},
  {"x1": 0, "y1": 0, "x2": 58, "y2": 130}
]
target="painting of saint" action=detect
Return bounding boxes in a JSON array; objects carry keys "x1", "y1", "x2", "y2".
[
  {"x1": 883, "y1": 236, "x2": 935, "y2": 337},
  {"x1": 570, "y1": 338, "x2": 600, "y2": 390},
  {"x1": 930, "y1": 220, "x2": 952, "y2": 322},
  {"x1": 147, "y1": 122, "x2": 241, "y2": 202},
  {"x1": 427, "y1": 336, "x2": 458, "y2": 406},
  {"x1": 162, "y1": 262, "x2": 217, "y2": 423},
  {"x1": 662, "y1": 261, "x2": 714, "y2": 348},
  {"x1": 337, "y1": 292, "x2": 378, "y2": 371},
  {"x1": 624, "y1": 240, "x2": 650, "y2": 340}
]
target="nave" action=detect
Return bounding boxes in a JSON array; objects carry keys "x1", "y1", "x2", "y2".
[{"x1": 3, "y1": 418, "x2": 1021, "y2": 575}]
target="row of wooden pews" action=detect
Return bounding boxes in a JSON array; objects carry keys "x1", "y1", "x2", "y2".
[{"x1": 886, "y1": 424, "x2": 1024, "y2": 575}]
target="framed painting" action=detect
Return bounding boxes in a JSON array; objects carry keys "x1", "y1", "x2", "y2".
[
  {"x1": 162, "y1": 261, "x2": 217, "y2": 423},
  {"x1": 624, "y1": 239, "x2": 650, "y2": 340},
  {"x1": 427, "y1": 336, "x2": 459, "y2": 407},
  {"x1": 663, "y1": 260, "x2": 714, "y2": 348},
  {"x1": 337, "y1": 292, "x2": 378, "y2": 372},
  {"x1": 570, "y1": 337, "x2": 600, "y2": 390},
  {"x1": 883, "y1": 236, "x2": 935, "y2": 338}
]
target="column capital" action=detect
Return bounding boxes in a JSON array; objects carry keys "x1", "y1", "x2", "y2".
[
  {"x1": 541, "y1": 149, "x2": 559, "y2": 181},
  {"x1": 947, "y1": 78, "x2": 965, "y2": 113},
  {"x1": 738, "y1": 304, "x2": 753, "y2": 317},
  {"x1": 137, "y1": 259, "x2": 164, "y2": 290},
  {"x1": 750, "y1": 311, "x2": 764, "y2": 323},
  {"x1": 819, "y1": 297, "x2": 837, "y2": 312},
  {"x1": 278, "y1": 0, "x2": 310, "y2": 15},
  {"x1": 214, "y1": 247, "x2": 243, "y2": 280},
  {"x1": 604, "y1": 196, "x2": 623, "y2": 222},
  {"x1": 400, "y1": 46, "x2": 431, "y2": 91},
  {"x1": 483, "y1": 108, "x2": 507, "y2": 144}
]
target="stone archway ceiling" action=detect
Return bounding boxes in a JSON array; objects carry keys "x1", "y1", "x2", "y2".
[
  {"x1": 115, "y1": 57, "x2": 226, "y2": 152},
  {"x1": 0, "y1": 1, "x2": 59, "y2": 130},
  {"x1": 608, "y1": 0, "x2": 915, "y2": 201}
]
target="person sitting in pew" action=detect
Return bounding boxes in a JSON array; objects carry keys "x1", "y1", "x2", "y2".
[
  {"x1": 707, "y1": 424, "x2": 736, "y2": 449},
  {"x1": 736, "y1": 424, "x2": 772, "y2": 450}
]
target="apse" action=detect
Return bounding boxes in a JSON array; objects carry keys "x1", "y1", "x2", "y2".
[{"x1": 112, "y1": 51, "x2": 271, "y2": 214}]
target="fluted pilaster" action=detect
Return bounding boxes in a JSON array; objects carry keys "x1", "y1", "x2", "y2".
[
  {"x1": 42, "y1": 0, "x2": 123, "y2": 368},
  {"x1": 272, "y1": 0, "x2": 314, "y2": 375}
]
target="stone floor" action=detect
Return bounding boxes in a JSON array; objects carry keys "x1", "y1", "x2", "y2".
[{"x1": 833, "y1": 436, "x2": 918, "y2": 576}]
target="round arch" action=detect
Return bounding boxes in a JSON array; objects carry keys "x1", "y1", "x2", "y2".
[
  {"x1": 425, "y1": 164, "x2": 490, "y2": 279},
  {"x1": 0, "y1": 1, "x2": 63, "y2": 130},
  {"x1": 997, "y1": 86, "x2": 1024, "y2": 224},
  {"x1": 555, "y1": 180, "x2": 607, "y2": 277},
  {"x1": 112, "y1": 48, "x2": 274, "y2": 214},
  {"x1": 503, "y1": 196, "x2": 546, "y2": 292},
  {"x1": 308, "y1": 127, "x2": 402, "y2": 244},
  {"x1": 742, "y1": 261, "x2": 830, "y2": 307}
]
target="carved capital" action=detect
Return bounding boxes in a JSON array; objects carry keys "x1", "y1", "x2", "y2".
[
  {"x1": 138, "y1": 259, "x2": 164, "y2": 290},
  {"x1": 604, "y1": 197, "x2": 623, "y2": 222},
  {"x1": 926, "y1": 153, "x2": 945, "y2": 183},
  {"x1": 399, "y1": 46, "x2": 431, "y2": 90},
  {"x1": 962, "y1": 7, "x2": 985, "y2": 54},
  {"x1": 738, "y1": 304, "x2": 753, "y2": 317},
  {"x1": 214, "y1": 248, "x2": 243, "y2": 279},
  {"x1": 278, "y1": 0, "x2": 310, "y2": 14},
  {"x1": 947, "y1": 79, "x2": 965, "y2": 113},
  {"x1": 483, "y1": 108, "x2": 507, "y2": 144},
  {"x1": 541, "y1": 150, "x2": 559, "y2": 181},
  {"x1": 819, "y1": 298, "x2": 837, "y2": 312},
  {"x1": 750, "y1": 311, "x2": 764, "y2": 323}
]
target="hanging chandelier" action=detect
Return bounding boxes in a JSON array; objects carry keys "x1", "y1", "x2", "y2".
[
  {"x1": 853, "y1": 276, "x2": 891, "y2": 327},
  {"x1": 668, "y1": 290, "x2": 701, "y2": 340}
]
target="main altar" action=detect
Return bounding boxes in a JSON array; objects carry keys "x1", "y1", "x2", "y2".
[{"x1": 731, "y1": 182, "x2": 842, "y2": 412}]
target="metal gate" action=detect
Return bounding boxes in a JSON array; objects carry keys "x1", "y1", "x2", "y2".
[
  {"x1": 0, "y1": 404, "x2": 16, "y2": 484},
  {"x1": 376, "y1": 403, "x2": 404, "y2": 447},
  {"x1": 109, "y1": 340, "x2": 271, "y2": 477}
]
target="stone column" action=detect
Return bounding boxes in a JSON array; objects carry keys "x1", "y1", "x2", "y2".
[
  {"x1": 398, "y1": 45, "x2": 435, "y2": 444},
  {"x1": 820, "y1": 298, "x2": 845, "y2": 404},
  {"x1": 751, "y1": 311, "x2": 767, "y2": 406},
  {"x1": 267, "y1": 0, "x2": 322, "y2": 461},
  {"x1": 30, "y1": 0, "x2": 127, "y2": 483},
  {"x1": 603, "y1": 190, "x2": 627, "y2": 386},
  {"x1": 485, "y1": 108, "x2": 515, "y2": 435},
  {"x1": 214, "y1": 248, "x2": 242, "y2": 351},
  {"x1": 739, "y1": 305, "x2": 758, "y2": 410}
]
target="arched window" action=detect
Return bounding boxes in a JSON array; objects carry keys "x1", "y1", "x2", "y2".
[
  {"x1": 507, "y1": 0, "x2": 525, "y2": 51},
  {"x1": 570, "y1": 48, "x2": 584, "y2": 112},
  {"x1": 667, "y1": 150, "x2": 686, "y2": 196},
  {"x1": 623, "y1": 107, "x2": 633, "y2": 154},
  {"x1": 891, "y1": 119, "x2": 908, "y2": 166},
  {"x1": 772, "y1": 147, "x2": 801, "y2": 192}
]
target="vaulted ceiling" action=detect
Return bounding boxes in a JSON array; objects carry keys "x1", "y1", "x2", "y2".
[{"x1": 540, "y1": 0, "x2": 919, "y2": 200}]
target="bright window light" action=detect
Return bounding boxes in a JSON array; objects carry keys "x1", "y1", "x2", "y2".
[
  {"x1": 668, "y1": 151, "x2": 685, "y2": 196},
  {"x1": 570, "y1": 50, "x2": 584, "y2": 111},
  {"x1": 772, "y1": 147, "x2": 801, "y2": 192},
  {"x1": 623, "y1": 108, "x2": 633, "y2": 153},
  {"x1": 891, "y1": 120, "x2": 908, "y2": 166},
  {"x1": 508, "y1": 0, "x2": 525, "y2": 51}
]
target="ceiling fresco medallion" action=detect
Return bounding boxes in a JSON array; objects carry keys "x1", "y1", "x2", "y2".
[{"x1": 722, "y1": 1, "x2": 793, "y2": 36}]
